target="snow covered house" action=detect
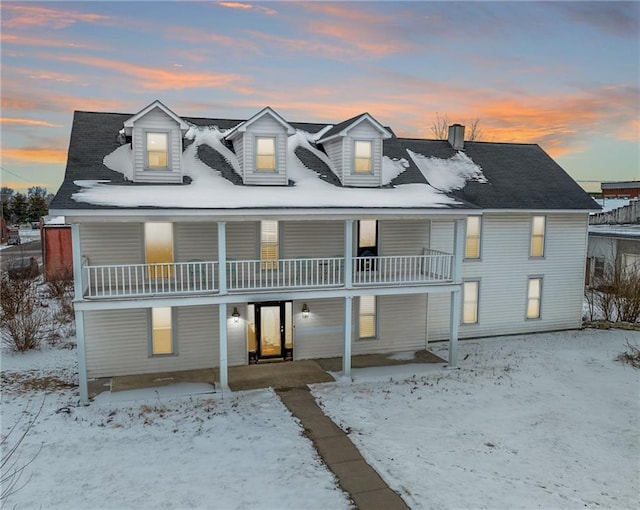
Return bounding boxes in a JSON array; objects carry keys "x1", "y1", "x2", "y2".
[{"x1": 50, "y1": 100, "x2": 598, "y2": 402}]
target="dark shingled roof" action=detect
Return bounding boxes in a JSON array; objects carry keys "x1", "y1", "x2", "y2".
[{"x1": 51, "y1": 109, "x2": 599, "y2": 212}]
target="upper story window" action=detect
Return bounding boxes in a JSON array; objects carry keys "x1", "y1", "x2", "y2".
[
  {"x1": 354, "y1": 140, "x2": 372, "y2": 173},
  {"x1": 465, "y1": 216, "x2": 481, "y2": 259},
  {"x1": 530, "y1": 216, "x2": 546, "y2": 257},
  {"x1": 146, "y1": 132, "x2": 169, "y2": 169},
  {"x1": 145, "y1": 222, "x2": 174, "y2": 278},
  {"x1": 256, "y1": 136, "x2": 276, "y2": 171},
  {"x1": 260, "y1": 220, "x2": 279, "y2": 269}
]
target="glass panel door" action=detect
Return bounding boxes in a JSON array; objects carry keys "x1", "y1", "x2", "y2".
[{"x1": 259, "y1": 305, "x2": 282, "y2": 358}]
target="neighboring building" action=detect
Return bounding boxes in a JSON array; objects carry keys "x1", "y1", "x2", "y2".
[
  {"x1": 0, "y1": 217, "x2": 7, "y2": 244},
  {"x1": 587, "y1": 224, "x2": 640, "y2": 285},
  {"x1": 601, "y1": 181, "x2": 640, "y2": 199},
  {"x1": 41, "y1": 216, "x2": 73, "y2": 280},
  {"x1": 50, "y1": 100, "x2": 598, "y2": 402}
]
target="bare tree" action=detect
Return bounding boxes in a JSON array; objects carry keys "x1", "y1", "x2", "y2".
[
  {"x1": 430, "y1": 112, "x2": 449, "y2": 140},
  {"x1": 430, "y1": 113, "x2": 484, "y2": 141}
]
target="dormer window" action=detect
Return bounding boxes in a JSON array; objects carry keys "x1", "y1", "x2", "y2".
[
  {"x1": 256, "y1": 136, "x2": 276, "y2": 171},
  {"x1": 146, "y1": 132, "x2": 168, "y2": 169},
  {"x1": 354, "y1": 140, "x2": 372, "y2": 173}
]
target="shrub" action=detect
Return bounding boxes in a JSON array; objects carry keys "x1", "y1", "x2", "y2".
[
  {"x1": 45, "y1": 266, "x2": 74, "y2": 300},
  {"x1": 616, "y1": 341, "x2": 640, "y2": 369},
  {"x1": 0, "y1": 273, "x2": 49, "y2": 351}
]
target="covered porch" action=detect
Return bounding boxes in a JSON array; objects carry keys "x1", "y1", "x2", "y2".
[{"x1": 87, "y1": 349, "x2": 446, "y2": 399}]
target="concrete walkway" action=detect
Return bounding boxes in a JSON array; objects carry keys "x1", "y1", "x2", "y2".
[{"x1": 277, "y1": 387, "x2": 409, "y2": 510}]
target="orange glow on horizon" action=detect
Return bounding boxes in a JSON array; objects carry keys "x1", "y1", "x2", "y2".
[
  {"x1": 2, "y1": 148, "x2": 67, "y2": 164},
  {"x1": 1, "y1": 117, "x2": 62, "y2": 127}
]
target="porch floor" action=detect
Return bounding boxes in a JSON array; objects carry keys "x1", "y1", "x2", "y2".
[{"x1": 87, "y1": 349, "x2": 445, "y2": 399}]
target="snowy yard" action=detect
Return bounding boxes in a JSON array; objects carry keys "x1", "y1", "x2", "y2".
[{"x1": 1, "y1": 329, "x2": 639, "y2": 509}]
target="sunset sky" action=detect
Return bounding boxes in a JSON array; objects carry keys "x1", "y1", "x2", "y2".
[{"x1": 1, "y1": 1, "x2": 638, "y2": 195}]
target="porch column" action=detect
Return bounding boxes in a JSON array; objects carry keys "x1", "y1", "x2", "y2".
[
  {"x1": 219, "y1": 303, "x2": 228, "y2": 388},
  {"x1": 344, "y1": 219, "x2": 353, "y2": 289},
  {"x1": 343, "y1": 296, "x2": 353, "y2": 377},
  {"x1": 449, "y1": 218, "x2": 465, "y2": 367},
  {"x1": 217, "y1": 221, "x2": 227, "y2": 294},
  {"x1": 71, "y1": 224, "x2": 89, "y2": 403}
]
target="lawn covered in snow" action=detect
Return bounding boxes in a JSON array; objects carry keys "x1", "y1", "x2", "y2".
[
  {"x1": 1, "y1": 346, "x2": 350, "y2": 509},
  {"x1": 312, "y1": 329, "x2": 639, "y2": 510},
  {"x1": 2, "y1": 329, "x2": 638, "y2": 509}
]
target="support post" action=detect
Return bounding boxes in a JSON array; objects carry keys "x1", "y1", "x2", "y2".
[
  {"x1": 449, "y1": 218, "x2": 465, "y2": 368},
  {"x1": 219, "y1": 302, "x2": 228, "y2": 388},
  {"x1": 344, "y1": 219, "x2": 353, "y2": 289},
  {"x1": 343, "y1": 296, "x2": 353, "y2": 377},
  {"x1": 71, "y1": 224, "x2": 89, "y2": 403},
  {"x1": 217, "y1": 221, "x2": 227, "y2": 294}
]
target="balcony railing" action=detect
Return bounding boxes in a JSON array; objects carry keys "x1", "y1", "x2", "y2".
[{"x1": 82, "y1": 250, "x2": 452, "y2": 299}]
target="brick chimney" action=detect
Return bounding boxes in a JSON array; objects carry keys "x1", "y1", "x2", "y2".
[{"x1": 448, "y1": 124, "x2": 465, "y2": 150}]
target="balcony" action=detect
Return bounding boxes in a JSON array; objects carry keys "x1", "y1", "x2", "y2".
[{"x1": 82, "y1": 250, "x2": 452, "y2": 299}]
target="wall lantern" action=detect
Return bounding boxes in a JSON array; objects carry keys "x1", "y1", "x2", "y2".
[
  {"x1": 232, "y1": 307, "x2": 240, "y2": 323},
  {"x1": 301, "y1": 303, "x2": 310, "y2": 319}
]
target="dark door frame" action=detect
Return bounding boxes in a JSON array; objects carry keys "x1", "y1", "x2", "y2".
[{"x1": 255, "y1": 301, "x2": 286, "y2": 360}]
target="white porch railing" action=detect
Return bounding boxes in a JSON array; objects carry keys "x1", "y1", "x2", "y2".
[
  {"x1": 227, "y1": 257, "x2": 344, "y2": 291},
  {"x1": 353, "y1": 250, "x2": 451, "y2": 286},
  {"x1": 82, "y1": 251, "x2": 452, "y2": 299},
  {"x1": 85, "y1": 261, "x2": 217, "y2": 298}
]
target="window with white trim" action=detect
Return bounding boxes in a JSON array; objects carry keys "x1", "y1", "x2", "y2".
[
  {"x1": 256, "y1": 136, "x2": 276, "y2": 171},
  {"x1": 359, "y1": 295, "x2": 377, "y2": 339},
  {"x1": 530, "y1": 216, "x2": 546, "y2": 257},
  {"x1": 354, "y1": 140, "x2": 372, "y2": 173},
  {"x1": 465, "y1": 216, "x2": 481, "y2": 259},
  {"x1": 146, "y1": 132, "x2": 168, "y2": 169},
  {"x1": 526, "y1": 277, "x2": 542, "y2": 319},
  {"x1": 151, "y1": 307, "x2": 174, "y2": 355},
  {"x1": 463, "y1": 281, "x2": 479, "y2": 324},
  {"x1": 260, "y1": 220, "x2": 278, "y2": 269},
  {"x1": 622, "y1": 253, "x2": 640, "y2": 276}
]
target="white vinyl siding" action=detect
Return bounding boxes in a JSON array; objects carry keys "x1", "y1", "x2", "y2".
[
  {"x1": 227, "y1": 222, "x2": 259, "y2": 260},
  {"x1": 79, "y1": 223, "x2": 143, "y2": 266},
  {"x1": 379, "y1": 219, "x2": 430, "y2": 255},
  {"x1": 281, "y1": 220, "x2": 344, "y2": 258},
  {"x1": 293, "y1": 298, "x2": 346, "y2": 360},
  {"x1": 174, "y1": 222, "x2": 217, "y2": 262},
  {"x1": 326, "y1": 120, "x2": 382, "y2": 187},
  {"x1": 84, "y1": 306, "x2": 221, "y2": 378},
  {"x1": 323, "y1": 139, "x2": 343, "y2": 181},
  {"x1": 428, "y1": 213, "x2": 588, "y2": 340},
  {"x1": 132, "y1": 107, "x2": 182, "y2": 183}
]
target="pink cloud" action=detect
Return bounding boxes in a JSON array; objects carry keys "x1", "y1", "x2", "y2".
[
  {"x1": 1, "y1": 118, "x2": 62, "y2": 128},
  {"x1": 1, "y1": 4, "x2": 109, "y2": 30},
  {"x1": 218, "y1": 2, "x2": 277, "y2": 16}
]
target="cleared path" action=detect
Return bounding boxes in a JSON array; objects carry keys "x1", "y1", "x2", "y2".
[{"x1": 277, "y1": 387, "x2": 409, "y2": 510}]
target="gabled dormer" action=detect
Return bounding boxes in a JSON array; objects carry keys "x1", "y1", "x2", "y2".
[
  {"x1": 224, "y1": 107, "x2": 295, "y2": 186},
  {"x1": 316, "y1": 113, "x2": 392, "y2": 187},
  {"x1": 123, "y1": 100, "x2": 189, "y2": 183}
]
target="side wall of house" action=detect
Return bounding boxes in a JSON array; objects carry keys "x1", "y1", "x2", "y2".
[
  {"x1": 323, "y1": 139, "x2": 344, "y2": 182},
  {"x1": 427, "y1": 213, "x2": 588, "y2": 341},
  {"x1": 132, "y1": 108, "x2": 182, "y2": 183}
]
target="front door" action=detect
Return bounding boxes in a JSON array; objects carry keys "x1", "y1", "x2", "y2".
[{"x1": 256, "y1": 302, "x2": 284, "y2": 359}]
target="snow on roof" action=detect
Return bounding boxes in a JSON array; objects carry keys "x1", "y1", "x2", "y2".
[
  {"x1": 73, "y1": 125, "x2": 476, "y2": 210},
  {"x1": 407, "y1": 149, "x2": 487, "y2": 192}
]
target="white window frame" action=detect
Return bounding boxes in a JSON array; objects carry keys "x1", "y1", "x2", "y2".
[
  {"x1": 622, "y1": 253, "x2": 640, "y2": 276},
  {"x1": 526, "y1": 277, "x2": 543, "y2": 320},
  {"x1": 260, "y1": 220, "x2": 279, "y2": 269},
  {"x1": 144, "y1": 131, "x2": 170, "y2": 170},
  {"x1": 149, "y1": 307, "x2": 176, "y2": 356},
  {"x1": 255, "y1": 135, "x2": 277, "y2": 172},
  {"x1": 353, "y1": 139, "x2": 373, "y2": 174},
  {"x1": 462, "y1": 280, "x2": 480, "y2": 325},
  {"x1": 530, "y1": 216, "x2": 546, "y2": 258},
  {"x1": 358, "y1": 295, "x2": 377, "y2": 340},
  {"x1": 465, "y1": 216, "x2": 481, "y2": 260},
  {"x1": 144, "y1": 222, "x2": 174, "y2": 279}
]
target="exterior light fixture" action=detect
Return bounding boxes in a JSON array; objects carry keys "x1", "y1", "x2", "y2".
[
  {"x1": 301, "y1": 303, "x2": 309, "y2": 319},
  {"x1": 232, "y1": 307, "x2": 240, "y2": 323}
]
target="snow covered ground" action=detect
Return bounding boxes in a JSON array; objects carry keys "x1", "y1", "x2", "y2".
[
  {"x1": 312, "y1": 329, "x2": 640, "y2": 510},
  {"x1": 2, "y1": 329, "x2": 638, "y2": 509}
]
